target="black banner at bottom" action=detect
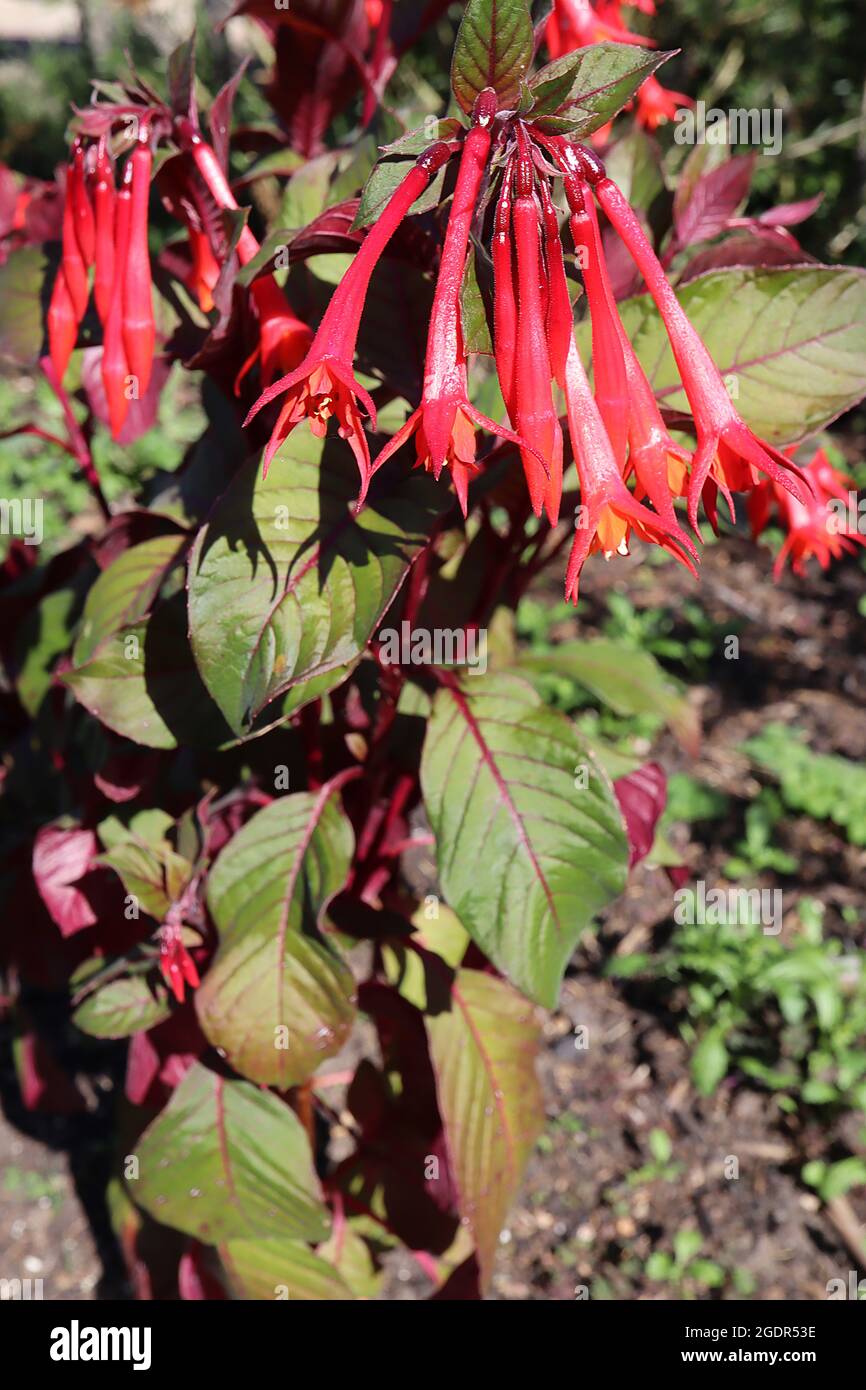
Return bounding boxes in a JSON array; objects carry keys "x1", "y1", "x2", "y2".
[
  {"x1": 1, "y1": 1295, "x2": 862, "y2": 1377},
  {"x1": 3, "y1": 1295, "x2": 861, "y2": 1373}
]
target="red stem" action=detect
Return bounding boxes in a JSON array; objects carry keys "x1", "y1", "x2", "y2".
[{"x1": 39, "y1": 356, "x2": 110, "y2": 519}]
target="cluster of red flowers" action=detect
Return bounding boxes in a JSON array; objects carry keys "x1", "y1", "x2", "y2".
[
  {"x1": 546, "y1": 0, "x2": 693, "y2": 131},
  {"x1": 48, "y1": 128, "x2": 155, "y2": 437},
  {"x1": 248, "y1": 90, "x2": 813, "y2": 601},
  {"x1": 750, "y1": 447, "x2": 866, "y2": 579},
  {"x1": 45, "y1": 111, "x2": 313, "y2": 441}
]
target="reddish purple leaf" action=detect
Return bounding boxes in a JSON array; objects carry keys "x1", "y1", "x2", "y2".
[
  {"x1": 179, "y1": 1242, "x2": 230, "y2": 1300},
  {"x1": 678, "y1": 229, "x2": 816, "y2": 283},
  {"x1": 209, "y1": 62, "x2": 249, "y2": 174},
  {"x1": 756, "y1": 193, "x2": 823, "y2": 228},
  {"x1": 14, "y1": 1024, "x2": 86, "y2": 1114},
  {"x1": 430, "y1": 1252, "x2": 482, "y2": 1300},
  {"x1": 230, "y1": 0, "x2": 370, "y2": 157},
  {"x1": 32, "y1": 824, "x2": 98, "y2": 936},
  {"x1": 614, "y1": 761, "x2": 667, "y2": 868},
  {"x1": 125, "y1": 1011, "x2": 204, "y2": 1108},
  {"x1": 673, "y1": 155, "x2": 756, "y2": 249},
  {"x1": 93, "y1": 745, "x2": 154, "y2": 803}
]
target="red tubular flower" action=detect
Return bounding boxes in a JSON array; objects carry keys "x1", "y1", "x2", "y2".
[
  {"x1": 174, "y1": 121, "x2": 312, "y2": 388},
  {"x1": 750, "y1": 447, "x2": 866, "y2": 579},
  {"x1": 618, "y1": 321, "x2": 697, "y2": 556},
  {"x1": 101, "y1": 165, "x2": 133, "y2": 439},
  {"x1": 416, "y1": 94, "x2": 498, "y2": 477},
  {"x1": 372, "y1": 97, "x2": 532, "y2": 514},
  {"x1": 70, "y1": 143, "x2": 95, "y2": 267},
  {"x1": 245, "y1": 138, "x2": 455, "y2": 492},
  {"x1": 92, "y1": 141, "x2": 115, "y2": 326},
  {"x1": 512, "y1": 137, "x2": 562, "y2": 523},
  {"x1": 122, "y1": 130, "x2": 155, "y2": 396},
  {"x1": 186, "y1": 226, "x2": 220, "y2": 313},
  {"x1": 565, "y1": 176, "x2": 630, "y2": 469},
  {"x1": 637, "y1": 74, "x2": 694, "y2": 130},
  {"x1": 47, "y1": 270, "x2": 78, "y2": 382},
  {"x1": 60, "y1": 153, "x2": 89, "y2": 322},
  {"x1": 159, "y1": 923, "x2": 200, "y2": 1005},
  {"x1": 371, "y1": 358, "x2": 529, "y2": 516},
  {"x1": 492, "y1": 159, "x2": 518, "y2": 418},
  {"x1": 537, "y1": 176, "x2": 573, "y2": 390},
  {"x1": 547, "y1": 0, "x2": 646, "y2": 51},
  {"x1": 247, "y1": 274, "x2": 313, "y2": 388},
  {"x1": 546, "y1": 0, "x2": 690, "y2": 132},
  {"x1": 563, "y1": 334, "x2": 697, "y2": 602},
  {"x1": 593, "y1": 172, "x2": 811, "y2": 530}
]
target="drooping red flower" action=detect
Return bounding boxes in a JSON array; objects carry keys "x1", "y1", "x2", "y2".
[
  {"x1": 563, "y1": 335, "x2": 698, "y2": 601},
  {"x1": 546, "y1": 0, "x2": 691, "y2": 132},
  {"x1": 371, "y1": 363, "x2": 528, "y2": 516},
  {"x1": 185, "y1": 226, "x2": 220, "y2": 314},
  {"x1": 92, "y1": 140, "x2": 116, "y2": 325},
  {"x1": 159, "y1": 921, "x2": 200, "y2": 1005},
  {"x1": 749, "y1": 447, "x2": 866, "y2": 579},
  {"x1": 372, "y1": 98, "x2": 531, "y2": 513},
  {"x1": 60, "y1": 144, "x2": 89, "y2": 323},
  {"x1": 122, "y1": 128, "x2": 156, "y2": 396},
  {"x1": 594, "y1": 173, "x2": 812, "y2": 530},
  {"x1": 101, "y1": 162, "x2": 133, "y2": 439},
  {"x1": 492, "y1": 157, "x2": 518, "y2": 419},
  {"x1": 511, "y1": 141, "x2": 563, "y2": 523},
  {"x1": 238, "y1": 274, "x2": 313, "y2": 392},
  {"x1": 636, "y1": 74, "x2": 694, "y2": 130},
  {"x1": 618, "y1": 321, "x2": 694, "y2": 541},
  {"x1": 565, "y1": 176, "x2": 630, "y2": 469},
  {"x1": 47, "y1": 269, "x2": 78, "y2": 383},
  {"x1": 245, "y1": 139, "x2": 455, "y2": 495}
]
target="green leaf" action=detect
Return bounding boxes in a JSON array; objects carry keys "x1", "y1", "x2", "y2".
[
  {"x1": 649, "y1": 1128, "x2": 672, "y2": 1165},
  {"x1": 0, "y1": 246, "x2": 46, "y2": 364},
  {"x1": 196, "y1": 788, "x2": 356, "y2": 1088},
  {"x1": 619, "y1": 266, "x2": 866, "y2": 445},
  {"x1": 380, "y1": 119, "x2": 465, "y2": 159},
  {"x1": 690, "y1": 1258, "x2": 725, "y2": 1288},
  {"x1": 73, "y1": 537, "x2": 185, "y2": 668},
  {"x1": 461, "y1": 243, "x2": 494, "y2": 355},
  {"x1": 673, "y1": 1227, "x2": 703, "y2": 1266},
  {"x1": 64, "y1": 593, "x2": 233, "y2": 750},
  {"x1": 645, "y1": 1251, "x2": 674, "y2": 1280},
  {"x1": 132, "y1": 1062, "x2": 329, "y2": 1244},
  {"x1": 220, "y1": 1237, "x2": 353, "y2": 1300},
  {"x1": 451, "y1": 0, "x2": 534, "y2": 115},
  {"x1": 353, "y1": 153, "x2": 446, "y2": 230},
  {"x1": 72, "y1": 974, "x2": 171, "y2": 1039},
  {"x1": 518, "y1": 637, "x2": 699, "y2": 754},
  {"x1": 98, "y1": 808, "x2": 174, "y2": 852},
  {"x1": 15, "y1": 585, "x2": 80, "y2": 715},
  {"x1": 691, "y1": 1028, "x2": 729, "y2": 1095},
  {"x1": 528, "y1": 43, "x2": 676, "y2": 136},
  {"x1": 382, "y1": 904, "x2": 470, "y2": 1011},
  {"x1": 317, "y1": 1222, "x2": 381, "y2": 1298},
  {"x1": 603, "y1": 127, "x2": 665, "y2": 213},
  {"x1": 167, "y1": 33, "x2": 196, "y2": 119},
  {"x1": 187, "y1": 433, "x2": 443, "y2": 738},
  {"x1": 280, "y1": 151, "x2": 340, "y2": 230},
  {"x1": 808, "y1": 1157, "x2": 866, "y2": 1202},
  {"x1": 421, "y1": 673, "x2": 628, "y2": 1006},
  {"x1": 427, "y1": 968, "x2": 545, "y2": 1289},
  {"x1": 99, "y1": 837, "x2": 191, "y2": 920}
]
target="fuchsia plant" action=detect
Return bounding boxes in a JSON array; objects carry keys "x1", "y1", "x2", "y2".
[{"x1": 1, "y1": 0, "x2": 866, "y2": 1301}]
